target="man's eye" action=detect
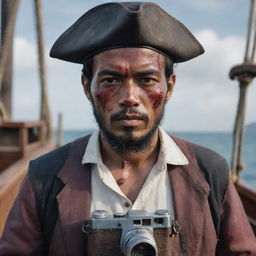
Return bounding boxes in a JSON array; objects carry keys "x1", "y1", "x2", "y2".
[
  {"x1": 101, "y1": 77, "x2": 121, "y2": 85},
  {"x1": 140, "y1": 77, "x2": 157, "y2": 84}
]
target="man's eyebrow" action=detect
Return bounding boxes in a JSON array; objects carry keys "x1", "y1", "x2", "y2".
[
  {"x1": 97, "y1": 69, "x2": 161, "y2": 77},
  {"x1": 97, "y1": 70, "x2": 123, "y2": 77},
  {"x1": 135, "y1": 69, "x2": 161, "y2": 76}
]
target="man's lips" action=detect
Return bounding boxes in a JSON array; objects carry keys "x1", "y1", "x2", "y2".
[
  {"x1": 115, "y1": 115, "x2": 145, "y2": 126},
  {"x1": 116, "y1": 114, "x2": 144, "y2": 120}
]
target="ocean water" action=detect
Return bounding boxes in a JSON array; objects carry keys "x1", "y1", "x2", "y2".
[{"x1": 61, "y1": 129, "x2": 256, "y2": 189}]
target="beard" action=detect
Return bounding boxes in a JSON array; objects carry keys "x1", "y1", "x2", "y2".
[{"x1": 92, "y1": 103, "x2": 166, "y2": 155}]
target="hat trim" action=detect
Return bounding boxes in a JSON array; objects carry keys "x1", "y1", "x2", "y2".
[{"x1": 81, "y1": 44, "x2": 173, "y2": 64}]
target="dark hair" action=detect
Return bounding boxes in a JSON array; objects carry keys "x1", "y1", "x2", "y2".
[
  {"x1": 82, "y1": 55, "x2": 173, "y2": 85},
  {"x1": 82, "y1": 58, "x2": 93, "y2": 84}
]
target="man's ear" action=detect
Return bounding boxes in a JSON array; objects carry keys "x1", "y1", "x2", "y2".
[
  {"x1": 166, "y1": 74, "x2": 176, "y2": 100},
  {"x1": 81, "y1": 75, "x2": 92, "y2": 102}
]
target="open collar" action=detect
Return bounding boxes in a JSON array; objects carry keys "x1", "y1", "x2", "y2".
[{"x1": 82, "y1": 128, "x2": 189, "y2": 166}]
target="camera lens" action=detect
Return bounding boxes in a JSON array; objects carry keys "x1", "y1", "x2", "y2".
[
  {"x1": 120, "y1": 228, "x2": 157, "y2": 256},
  {"x1": 131, "y1": 242, "x2": 156, "y2": 256}
]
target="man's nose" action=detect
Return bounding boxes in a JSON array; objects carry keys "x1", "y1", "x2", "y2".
[{"x1": 118, "y1": 82, "x2": 140, "y2": 107}]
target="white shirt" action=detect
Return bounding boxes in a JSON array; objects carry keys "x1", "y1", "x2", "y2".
[{"x1": 82, "y1": 128, "x2": 189, "y2": 219}]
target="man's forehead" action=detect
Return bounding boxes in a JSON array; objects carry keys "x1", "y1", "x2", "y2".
[{"x1": 93, "y1": 48, "x2": 166, "y2": 70}]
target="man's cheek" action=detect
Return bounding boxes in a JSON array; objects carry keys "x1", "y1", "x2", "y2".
[
  {"x1": 95, "y1": 88, "x2": 116, "y2": 111},
  {"x1": 146, "y1": 88, "x2": 164, "y2": 109}
]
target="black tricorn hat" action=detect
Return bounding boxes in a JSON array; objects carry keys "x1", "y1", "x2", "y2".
[{"x1": 50, "y1": 2, "x2": 204, "y2": 63}]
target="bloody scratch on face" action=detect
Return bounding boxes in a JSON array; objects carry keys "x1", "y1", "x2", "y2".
[
  {"x1": 95, "y1": 89, "x2": 113, "y2": 111},
  {"x1": 95, "y1": 83, "x2": 120, "y2": 111},
  {"x1": 95, "y1": 90, "x2": 110, "y2": 110},
  {"x1": 147, "y1": 90, "x2": 164, "y2": 109}
]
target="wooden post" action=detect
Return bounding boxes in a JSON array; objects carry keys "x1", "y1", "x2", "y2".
[
  {"x1": 0, "y1": 101, "x2": 9, "y2": 121},
  {"x1": 19, "y1": 125, "x2": 28, "y2": 157},
  {"x1": 230, "y1": 0, "x2": 256, "y2": 178},
  {"x1": 57, "y1": 112, "x2": 63, "y2": 147},
  {"x1": 0, "y1": 0, "x2": 20, "y2": 121},
  {"x1": 245, "y1": 0, "x2": 256, "y2": 62},
  {"x1": 34, "y1": 0, "x2": 53, "y2": 139},
  {"x1": 231, "y1": 80, "x2": 250, "y2": 177}
]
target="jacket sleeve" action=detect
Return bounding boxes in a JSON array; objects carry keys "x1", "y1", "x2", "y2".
[
  {"x1": 0, "y1": 175, "x2": 44, "y2": 256},
  {"x1": 217, "y1": 180, "x2": 256, "y2": 256}
]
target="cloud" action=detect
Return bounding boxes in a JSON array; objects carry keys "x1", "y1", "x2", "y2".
[
  {"x1": 180, "y1": 0, "x2": 227, "y2": 10},
  {"x1": 162, "y1": 29, "x2": 251, "y2": 131},
  {"x1": 12, "y1": 37, "x2": 41, "y2": 121},
  {"x1": 176, "y1": 29, "x2": 245, "y2": 86},
  {"x1": 14, "y1": 37, "x2": 37, "y2": 70}
]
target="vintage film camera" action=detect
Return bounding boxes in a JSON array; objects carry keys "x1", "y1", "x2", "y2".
[{"x1": 83, "y1": 209, "x2": 175, "y2": 256}]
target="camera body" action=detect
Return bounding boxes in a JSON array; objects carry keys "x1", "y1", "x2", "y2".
[{"x1": 84, "y1": 209, "x2": 174, "y2": 256}]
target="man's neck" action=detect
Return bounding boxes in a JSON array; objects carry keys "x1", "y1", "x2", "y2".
[
  {"x1": 99, "y1": 129, "x2": 160, "y2": 202},
  {"x1": 99, "y1": 130, "x2": 160, "y2": 171}
]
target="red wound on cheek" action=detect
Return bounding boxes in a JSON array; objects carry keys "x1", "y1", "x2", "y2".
[
  {"x1": 95, "y1": 90, "x2": 112, "y2": 111},
  {"x1": 148, "y1": 90, "x2": 164, "y2": 109}
]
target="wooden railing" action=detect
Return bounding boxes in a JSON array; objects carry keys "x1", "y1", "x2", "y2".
[
  {"x1": 0, "y1": 121, "x2": 54, "y2": 235},
  {"x1": 0, "y1": 121, "x2": 46, "y2": 171}
]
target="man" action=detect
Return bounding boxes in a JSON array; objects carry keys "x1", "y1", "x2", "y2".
[{"x1": 0, "y1": 2, "x2": 255, "y2": 256}]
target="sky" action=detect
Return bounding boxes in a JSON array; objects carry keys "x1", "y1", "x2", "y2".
[{"x1": 10, "y1": 0, "x2": 256, "y2": 131}]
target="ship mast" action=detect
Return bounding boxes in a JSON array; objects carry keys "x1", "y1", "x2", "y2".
[
  {"x1": 0, "y1": 0, "x2": 20, "y2": 121},
  {"x1": 0, "y1": 0, "x2": 52, "y2": 139},
  {"x1": 34, "y1": 0, "x2": 52, "y2": 138},
  {"x1": 230, "y1": 0, "x2": 256, "y2": 180}
]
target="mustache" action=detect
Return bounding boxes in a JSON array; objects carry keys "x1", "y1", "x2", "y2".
[{"x1": 110, "y1": 108, "x2": 149, "y2": 122}]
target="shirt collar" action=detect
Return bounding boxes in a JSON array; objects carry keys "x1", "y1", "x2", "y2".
[
  {"x1": 82, "y1": 130, "x2": 101, "y2": 164},
  {"x1": 82, "y1": 128, "x2": 189, "y2": 165},
  {"x1": 158, "y1": 128, "x2": 189, "y2": 165}
]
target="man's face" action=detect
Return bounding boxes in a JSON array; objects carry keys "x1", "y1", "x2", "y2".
[{"x1": 82, "y1": 48, "x2": 175, "y2": 152}]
